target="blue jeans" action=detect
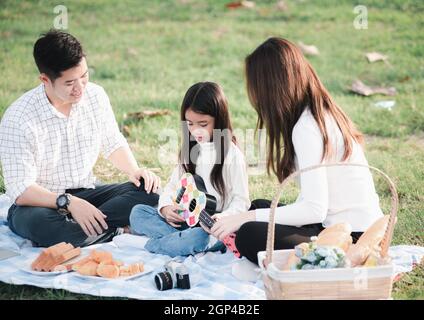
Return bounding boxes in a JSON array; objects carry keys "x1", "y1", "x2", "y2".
[
  {"x1": 7, "y1": 181, "x2": 159, "y2": 247},
  {"x1": 129, "y1": 204, "x2": 224, "y2": 257}
]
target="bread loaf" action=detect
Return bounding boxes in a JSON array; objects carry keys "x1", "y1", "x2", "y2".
[{"x1": 31, "y1": 242, "x2": 81, "y2": 272}]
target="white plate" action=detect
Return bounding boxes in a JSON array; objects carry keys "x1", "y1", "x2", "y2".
[
  {"x1": 20, "y1": 265, "x2": 70, "y2": 276},
  {"x1": 72, "y1": 264, "x2": 154, "y2": 281}
]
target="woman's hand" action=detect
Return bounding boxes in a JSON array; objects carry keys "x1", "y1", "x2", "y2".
[
  {"x1": 160, "y1": 205, "x2": 186, "y2": 228},
  {"x1": 128, "y1": 168, "x2": 161, "y2": 193},
  {"x1": 209, "y1": 211, "x2": 256, "y2": 241},
  {"x1": 199, "y1": 213, "x2": 222, "y2": 234}
]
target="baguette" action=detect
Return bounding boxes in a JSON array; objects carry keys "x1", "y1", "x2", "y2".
[
  {"x1": 346, "y1": 216, "x2": 390, "y2": 267},
  {"x1": 356, "y1": 216, "x2": 390, "y2": 248}
]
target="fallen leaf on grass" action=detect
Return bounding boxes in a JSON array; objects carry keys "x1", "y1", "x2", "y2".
[
  {"x1": 298, "y1": 42, "x2": 319, "y2": 56},
  {"x1": 374, "y1": 100, "x2": 396, "y2": 110},
  {"x1": 350, "y1": 80, "x2": 396, "y2": 96},
  {"x1": 276, "y1": 0, "x2": 288, "y2": 11},
  {"x1": 124, "y1": 109, "x2": 171, "y2": 121},
  {"x1": 226, "y1": 1, "x2": 255, "y2": 9},
  {"x1": 122, "y1": 125, "x2": 131, "y2": 137},
  {"x1": 365, "y1": 52, "x2": 388, "y2": 63},
  {"x1": 121, "y1": 110, "x2": 172, "y2": 137},
  {"x1": 213, "y1": 27, "x2": 229, "y2": 39}
]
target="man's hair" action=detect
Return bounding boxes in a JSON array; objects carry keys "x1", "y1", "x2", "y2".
[{"x1": 33, "y1": 29, "x2": 85, "y2": 81}]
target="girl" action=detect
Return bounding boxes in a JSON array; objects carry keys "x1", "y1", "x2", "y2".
[
  {"x1": 129, "y1": 82, "x2": 250, "y2": 257},
  {"x1": 209, "y1": 37, "x2": 383, "y2": 264}
]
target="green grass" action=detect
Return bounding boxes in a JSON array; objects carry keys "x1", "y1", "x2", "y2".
[{"x1": 0, "y1": 0, "x2": 423, "y2": 299}]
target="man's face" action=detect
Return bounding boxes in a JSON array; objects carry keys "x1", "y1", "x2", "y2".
[{"x1": 41, "y1": 57, "x2": 89, "y2": 105}]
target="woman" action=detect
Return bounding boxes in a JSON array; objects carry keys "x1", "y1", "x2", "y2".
[{"x1": 209, "y1": 37, "x2": 383, "y2": 264}]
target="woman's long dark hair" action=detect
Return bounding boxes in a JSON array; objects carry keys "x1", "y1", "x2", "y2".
[
  {"x1": 245, "y1": 37, "x2": 364, "y2": 183},
  {"x1": 179, "y1": 82, "x2": 236, "y2": 206}
]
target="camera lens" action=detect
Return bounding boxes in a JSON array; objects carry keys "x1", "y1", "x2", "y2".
[{"x1": 154, "y1": 271, "x2": 173, "y2": 291}]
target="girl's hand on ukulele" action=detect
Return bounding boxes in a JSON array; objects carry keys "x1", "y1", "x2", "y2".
[
  {"x1": 160, "y1": 205, "x2": 185, "y2": 228},
  {"x1": 210, "y1": 211, "x2": 256, "y2": 241}
]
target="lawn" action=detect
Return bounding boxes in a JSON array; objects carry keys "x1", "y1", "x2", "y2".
[{"x1": 0, "y1": 0, "x2": 423, "y2": 299}]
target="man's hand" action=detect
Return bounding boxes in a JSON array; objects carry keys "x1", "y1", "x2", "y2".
[
  {"x1": 210, "y1": 211, "x2": 256, "y2": 241},
  {"x1": 68, "y1": 196, "x2": 108, "y2": 237},
  {"x1": 128, "y1": 168, "x2": 160, "y2": 194},
  {"x1": 160, "y1": 205, "x2": 185, "y2": 228}
]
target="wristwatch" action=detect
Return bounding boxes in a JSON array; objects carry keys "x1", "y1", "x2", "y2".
[{"x1": 56, "y1": 193, "x2": 71, "y2": 215}]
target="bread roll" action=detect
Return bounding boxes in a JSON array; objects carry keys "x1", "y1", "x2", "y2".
[
  {"x1": 129, "y1": 263, "x2": 144, "y2": 275},
  {"x1": 90, "y1": 250, "x2": 113, "y2": 264},
  {"x1": 53, "y1": 265, "x2": 68, "y2": 272},
  {"x1": 77, "y1": 261, "x2": 99, "y2": 276},
  {"x1": 282, "y1": 242, "x2": 308, "y2": 271},
  {"x1": 71, "y1": 256, "x2": 92, "y2": 272},
  {"x1": 282, "y1": 252, "x2": 300, "y2": 271},
  {"x1": 316, "y1": 231, "x2": 353, "y2": 252},
  {"x1": 97, "y1": 263, "x2": 120, "y2": 278},
  {"x1": 318, "y1": 223, "x2": 352, "y2": 238}
]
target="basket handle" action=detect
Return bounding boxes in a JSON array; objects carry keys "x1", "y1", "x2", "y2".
[{"x1": 264, "y1": 162, "x2": 398, "y2": 268}]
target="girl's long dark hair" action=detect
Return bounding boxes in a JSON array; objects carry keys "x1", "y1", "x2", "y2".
[
  {"x1": 245, "y1": 37, "x2": 364, "y2": 183},
  {"x1": 179, "y1": 82, "x2": 236, "y2": 206}
]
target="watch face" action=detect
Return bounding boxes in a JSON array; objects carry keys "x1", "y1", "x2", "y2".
[{"x1": 58, "y1": 196, "x2": 67, "y2": 207}]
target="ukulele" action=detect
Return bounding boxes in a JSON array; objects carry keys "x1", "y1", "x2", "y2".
[{"x1": 172, "y1": 172, "x2": 241, "y2": 258}]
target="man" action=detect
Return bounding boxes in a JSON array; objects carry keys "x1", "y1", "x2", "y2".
[{"x1": 0, "y1": 30, "x2": 160, "y2": 247}]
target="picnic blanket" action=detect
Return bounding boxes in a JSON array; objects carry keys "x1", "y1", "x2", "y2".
[{"x1": 0, "y1": 194, "x2": 423, "y2": 300}]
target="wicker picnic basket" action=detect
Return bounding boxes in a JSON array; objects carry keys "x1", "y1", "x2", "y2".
[{"x1": 257, "y1": 163, "x2": 398, "y2": 300}]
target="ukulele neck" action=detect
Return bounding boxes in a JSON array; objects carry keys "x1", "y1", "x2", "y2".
[{"x1": 199, "y1": 210, "x2": 215, "y2": 229}]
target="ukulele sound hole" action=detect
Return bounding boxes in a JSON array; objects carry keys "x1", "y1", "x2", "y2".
[{"x1": 189, "y1": 199, "x2": 197, "y2": 212}]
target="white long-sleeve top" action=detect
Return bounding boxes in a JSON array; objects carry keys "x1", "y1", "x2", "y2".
[
  {"x1": 158, "y1": 141, "x2": 251, "y2": 217},
  {"x1": 255, "y1": 108, "x2": 383, "y2": 232}
]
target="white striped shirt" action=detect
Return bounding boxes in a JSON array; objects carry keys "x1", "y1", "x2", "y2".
[{"x1": 0, "y1": 82, "x2": 128, "y2": 203}]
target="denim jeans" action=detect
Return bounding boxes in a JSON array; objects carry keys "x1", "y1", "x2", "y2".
[
  {"x1": 7, "y1": 181, "x2": 159, "y2": 248},
  {"x1": 129, "y1": 204, "x2": 224, "y2": 257}
]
